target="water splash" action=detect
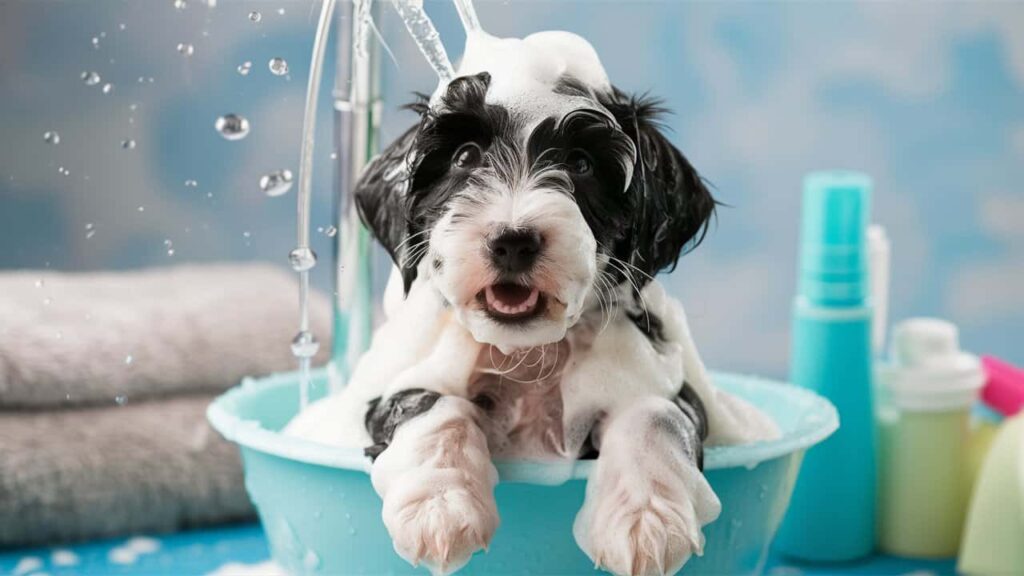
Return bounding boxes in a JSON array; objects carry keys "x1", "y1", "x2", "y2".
[
  {"x1": 259, "y1": 169, "x2": 294, "y2": 197},
  {"x1": 268, "y1": 57, "x2": 289, "y2": 76},
  {"x1": 453, "y1": 0, "x2": 482, "y2": 35},
  {"x1": 291, "y1": 0, "x2": 338, "y2": 409},
  {"x1": 391, "y1": 0, "x2": 455, "y2": 82},
  {"x1": 215, "y1": 114, "x2": 250, "y2": 140}
]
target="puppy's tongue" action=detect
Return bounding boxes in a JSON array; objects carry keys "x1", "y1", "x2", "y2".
[{"x1": 485, "y1": 283, "x2": 540, "y2": 316}]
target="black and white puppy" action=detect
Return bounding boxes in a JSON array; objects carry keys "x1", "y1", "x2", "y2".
[{"x1": 287, "y1": 31, "x2": 777, "y2": 576}]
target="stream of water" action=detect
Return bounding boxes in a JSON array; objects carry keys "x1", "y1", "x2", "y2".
[{"x1": 293, "y1": 0, "x2": 481, "y2": 409}]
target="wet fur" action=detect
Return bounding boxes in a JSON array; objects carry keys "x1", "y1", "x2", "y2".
[{"x1": 343, "y1": 69, "x2": 758, "y2": 576}]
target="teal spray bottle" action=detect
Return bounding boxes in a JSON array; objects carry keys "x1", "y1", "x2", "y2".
[{"x1": 774, "y1": 172, "x2": 877, "y2": 561}]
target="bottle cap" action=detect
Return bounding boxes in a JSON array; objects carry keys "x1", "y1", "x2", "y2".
[
  {"x1": 880, "y1": 318, "x2": 984, "y2": 411},
  {"x1": 798, "y1": 171, "x2": 872, "y2": 305},
  {"x1": 981, "y1": 356, "x2": 1024, "y2": 418}
]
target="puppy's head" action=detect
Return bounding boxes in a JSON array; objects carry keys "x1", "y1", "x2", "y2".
[{"x1": 355, "y1": 37, "x2": 714, "y2": 350}]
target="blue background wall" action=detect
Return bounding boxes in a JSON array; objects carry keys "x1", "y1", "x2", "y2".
[{"x1": 1, "y1": 1, "x2": 1021, "y2": 378}]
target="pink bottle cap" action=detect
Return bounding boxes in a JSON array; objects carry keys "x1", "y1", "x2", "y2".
[{"x1": 981, "y1": 355, "x2": 1024, "y2": 417}]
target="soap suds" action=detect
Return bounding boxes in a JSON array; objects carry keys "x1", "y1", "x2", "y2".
[
  {"x1": 107, "y1": 536, "x2": 161, "y2": 565},
  {"x1": 430, "y1": 30, "x2": 613, "y2": 124},
  {"x1": 12, "y1": 557, "x2": 42, "y2": 576},
  {"x1": 50, "y1": 549, "x2": 79, "y2": 567},
  {"x1": 205, "y1": 560, "x2": 287, "y2": 576}
]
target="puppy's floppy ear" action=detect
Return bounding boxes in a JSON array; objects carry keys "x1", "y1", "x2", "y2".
[
  {"x1": 600, "y1": 89, "x2": 717, "y2": 281},
  {"x1": 353, "y1": 99, "x2": 429, "y2": 294}
]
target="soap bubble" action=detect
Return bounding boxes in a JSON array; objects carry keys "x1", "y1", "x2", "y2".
[
  {"x1": 237, "y1": 61, "x2": 252, "y2": 76},
  {"x1": 291, "y1": 331, "x2": 320, "y2": 359},
  {"x1": 268, "y1": 57, "x2": 288, "y2": 76},
  {"x1": 259, "y1": 169, "x2": 293, "y2": 197},
  {"x1": 82, "y1": 71, "x2": 101, "y2": 86},
  {"x1": 214, "y1": 114, "x2": 250, "y2": 141},
  {"x1": 248, "y1": 10, "x2": 262, "y2": 22},
  {"x1": 43, "y1": 131, "x2": 60, "y2": 145},
  {"x1": 177, "y1": 43, "x2": 194, "y2": 57},
  {"x1": 288, "y1": 247, "x2": 317, "y2": 272}
]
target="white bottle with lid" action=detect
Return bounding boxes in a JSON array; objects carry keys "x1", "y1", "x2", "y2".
[{"x1": 877, "y1": 318, "x2": 985, "y2": 557}]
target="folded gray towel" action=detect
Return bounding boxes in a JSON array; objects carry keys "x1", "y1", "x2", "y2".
[
  {"x1": 0, "y1": 264, "x2": 331, "y2": 408},
  {"x1": 0, "y1": 394, "x2": 254, "y2": 547}
]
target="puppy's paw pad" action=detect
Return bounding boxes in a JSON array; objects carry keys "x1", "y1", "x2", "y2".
[{"x1": 383, "y1": 480, "x2": 498, "y2": 575}]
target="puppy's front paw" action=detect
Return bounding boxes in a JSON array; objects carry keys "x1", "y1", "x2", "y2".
[
  {"x1": 382, "y1": 469, "x2": 498, "y2": 575},
  {"x1": 574, "y1": 465, "x2": 720, "y2": 576}
]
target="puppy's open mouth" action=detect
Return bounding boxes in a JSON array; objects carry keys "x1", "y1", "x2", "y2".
[{"x1": 478, "y1": 283, "x2": 545, "y2": 323}]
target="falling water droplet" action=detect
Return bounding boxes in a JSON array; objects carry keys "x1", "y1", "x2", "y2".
[
  {"x1": 43, "y1": 131, "x2": 60, "y2": 145},
  {"x1": 184, "y1": 179, "x2": 198, "y2": 188},
  {"x1": 173, "y1": 0, "x2": 187, "y2": 9},
  {"x1": 121, "y1": 139, "x2": 136, "y2": 150},
  {"x1": 176, "y1": 43, "x2": 195, "y2": 57},
  {"x1": 214, "y1": 114, "x2": 250, "y2": 141},
  {"x1": 291, "y1": 331, "x2": 320, "y2": 358},
  {"x1": 85, "y1": 223, "x2": 96, "y2": 239},
  {"x1": 137, "y1": 206, "x2": 145, "y2": 212},
  {"x1": 277, "y1": 7, "x2": 285, "y2": 15},
  {"x1": 115, "y1": 394, "x2": 128, "y2": 405},
  {"x1": 324, "y1": 226, "x2": 337, "y2": 238},
  {"x1": 43, "y1": 297, "x2": 53, "y2": 306},
  {"x1": 237, "y1": 61, "x2": 252, "y2": 76},
  {"x1": 102, "y1": 83, "x2": 114, "y2": 94},
  {"x1": 124, "y1": 354, "x2": 133, "y2": 365},
  {"x1": 34, "y1": 279, "x2": 44, "y2": 288},
  {"x1": 258, "y1": 169, "x2": 293, "y2": 197},
  {"x1": 119, "y1": 23, "x2": 127, "y2": 31},
  {"x1": 82, "y1": 71, "x2": 101, "y2": 86},
  {"x1": 288, "y1": 247, "x2": 317, "y2": 272},
  {"x1": 57, "y1": 166, "x2": 70, "y2": 176},
  {"x1": 248, "y1": 10, "x2": 262, "y2": 23},
  {"x1": 91, "y1": 36, "x2": 100, "y2": 49},
  {"x1": 329, "y1": 151, "x2": 337, "y2": 160},
  {"x1": 268, "y1": 57, "x2": 288, "y2": 76}
]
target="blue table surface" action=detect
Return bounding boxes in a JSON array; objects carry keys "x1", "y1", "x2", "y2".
[{"x1": 0, "y1": 523, "x2": 957, "y2": 575}]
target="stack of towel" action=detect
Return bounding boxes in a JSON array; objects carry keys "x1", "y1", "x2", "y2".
[{"x1": 0, "y1": 264, "x2": 332, "y2": 547}]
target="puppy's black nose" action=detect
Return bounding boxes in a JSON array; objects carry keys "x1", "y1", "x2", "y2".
[{"x1": 489, "y1": 229, "x2": 541, "y2": 274}]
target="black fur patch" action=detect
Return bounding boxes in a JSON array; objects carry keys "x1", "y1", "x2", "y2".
[
  {"x1": 525, "y1": 109, "x2": 636, "y2": 255},
  {"x1": 363, "y1": 388, "x2": 442, "y2": 460},
  {"x1": 597, "y1": 89, "x2": 719, "y2": 284},
  {"x1": 674, "y1": 382, "x2": 708, "y2": 470},
  {"x1": 627, "y1": 309, "x2": 666, "y2": 345},
  {"x1": 353, "y1": 72, "x2": 519, "y2": 293}
]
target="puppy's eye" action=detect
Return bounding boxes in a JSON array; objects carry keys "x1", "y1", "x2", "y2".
[
  {"x1": 452, "y1": 143, "x2": 483, "y2": 169},
  {"x1": 567, "y1": 149, "x2": 593, "y2": 176}
]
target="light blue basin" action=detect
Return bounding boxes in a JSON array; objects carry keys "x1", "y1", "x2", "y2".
[{"x1": 208, "y1": 370, "x2": 837, "y2": 575}]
